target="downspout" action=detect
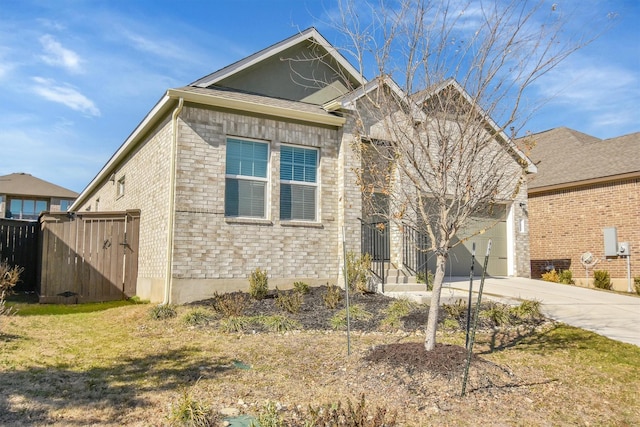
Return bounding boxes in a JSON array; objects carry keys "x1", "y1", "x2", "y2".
[{"x1": 163, "y1": 97, "x2": 183, "y2": 305}]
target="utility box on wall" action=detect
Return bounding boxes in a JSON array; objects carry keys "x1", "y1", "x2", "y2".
[{"x1": 603, "y1": 227, "x2": 619, "y2": 257}]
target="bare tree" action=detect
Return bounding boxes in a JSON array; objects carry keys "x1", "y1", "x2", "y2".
[{"x1": 330, "y1": 0, "x2": 603, "y2": 351}]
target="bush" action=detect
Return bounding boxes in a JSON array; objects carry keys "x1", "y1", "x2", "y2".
[
  {"x1": 149, "y1": 304, "x2": 177, "y2": 320},
  {"x1": 259, "y1": 315, "x2": 301, "y2": 333},
  {"x1": 182, "y1": 308, "x2": 214, "y2": 327},
  {"x1": 168, "y1": 384, "x2": 214, "y2": 427},
  {"x1": 293, "y1": 281, "x2": 310, "y2": 294},
  {"x1": 480, "y1": 302, "x2": 512, "y2": 327},
  {"x1": 323, "y1": 285, "x2": 343, "y2": 309},
  {"x1": 275, "y1": 289, "x2": 303, "y2": 314},
  {"x1": 381, "y1": 298, "x2": 417, "y2": 330},
  {"x1": 510, "y1": 299, "x2": 542, "y2": 321},
  {"x1": 218, "y1": 316, "x2": 251, "y2": 333},
  {"x1": 254, "y1": 401, "x2": 284, "y2": 427},
  {"x1": 442, "y1": 299, "x2": 467, "y2": 319},
  {"x1": 330, "y1": 304, "x2": 372, "y2": 330},
  {"x1": 306, "y1": 394, "x2": 398, "y2": 427},
  {"x1": 249, "y1": 268, "x2": 269, "y2": 300},
  {"x1": 558, "y1": 270, "x2": 575, "y2": 285},
  {"x1": 211, "y1": 292, "x2": 248, "y2": 317},
  {"x1": 0, "y1": 261, "x2": 22, "y2": 319},
  {"x1": 346, "y1": 252, "x2": 372, "y2": 294},
  {"x1": 593, "y1": 270, "x2": 612, "y2": 290},
  {"x1": 634, "y1": 277, "x2": 640, "y2": 296},
  {"x1": 416, "y1": 270, "x2": 435, "y2": 290},
  {"x1": 541, "y1": 269, "x2": 560, "y2": 283}
]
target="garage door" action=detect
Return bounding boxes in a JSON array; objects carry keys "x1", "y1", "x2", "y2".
[{"x1": 426, "y1": 204, "x2": 508, "y2": 277}]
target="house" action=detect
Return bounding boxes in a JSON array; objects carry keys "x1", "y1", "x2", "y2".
[
  {"x1": 70, "y1": 28, "x2": 534, "y2": 304},
  {"x1": 0, "y1": 173, "x2": 77, "y2": 220},
  {"x1": 524, "y1": 127, "x2": 639, "y2": 291}
]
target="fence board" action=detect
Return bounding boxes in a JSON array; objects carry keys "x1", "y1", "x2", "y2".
[
  {"x1": 0, "y1": 219, "x2": 38, "y2": 291},
  {"x1": 38, "y1": 211, "x2": 140, "y2": 303}
]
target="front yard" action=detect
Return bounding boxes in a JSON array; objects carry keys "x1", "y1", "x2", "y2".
[{"x1": 1, "y1": 288, "x2": 639, "y2": 426}]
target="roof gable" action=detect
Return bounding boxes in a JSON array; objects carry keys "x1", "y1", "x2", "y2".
[
  {"x1": 0, "y1": 173, "x2": 78, "y2": 198},
  {"x1": 191, "y1": 28, "x2": 365, "y2": 105}
]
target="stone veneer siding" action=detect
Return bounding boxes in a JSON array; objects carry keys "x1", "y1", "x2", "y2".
[
  {"x1": 74, "y1": 116, "x2": 173, "y2": 302},
  {"x1": 528, "y1": 178, "x2": 639, "y2": 290},
  {"x1": 168, "y1": 105, "x2": 354, "y2": 303}
]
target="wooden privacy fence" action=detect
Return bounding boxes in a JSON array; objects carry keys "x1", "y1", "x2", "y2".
[
  {"x1": 39, "y1": 210, "x2": 140, "y2": 303},
  {"x1": 0, "y1": 219, "x2": 39, "y2": 291}
]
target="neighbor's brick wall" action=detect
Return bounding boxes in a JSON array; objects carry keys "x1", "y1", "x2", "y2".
[
  {"x1": 529, "y1": 178, "x2": 639, "y2": 282},
  {"x1": 170, "y1": 106, "x2": 345, "y2": 293},
  {"x1": 74, "y1": 116, "x2": 173, "y2": 292}
]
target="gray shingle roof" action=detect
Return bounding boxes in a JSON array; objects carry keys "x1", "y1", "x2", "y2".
[
  {"x1": 522, "y1": 127, "x2": 640, "y2": 190},
  {"x1": 0, "y1": 173, "x2": 78, "y2": 198}
]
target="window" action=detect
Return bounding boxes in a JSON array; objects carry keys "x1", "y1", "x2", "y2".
[
  {"x1": 7, "y1": 198, "x2": 48, "y2": 220},
  {"x1": 117, "y1": 176, "x2": 125, "y2": 198},
  {"x1": 59, "y1": 199, "x2": 72, "y2": 212},
  {"x1": 225, "y1": 138, "x2": 268, "y2": 218},
  {"x1": 280, "y1": 145, "x2": 318, "y2": 221}
]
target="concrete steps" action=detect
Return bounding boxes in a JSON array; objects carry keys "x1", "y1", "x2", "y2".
[{"x1": 382, "y1": 268, "x2": 427, "y2": 292}]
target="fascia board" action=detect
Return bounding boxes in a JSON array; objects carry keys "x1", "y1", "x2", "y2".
[
  {"x1": 70, "y1": 95, "x2": 174, "y2": 211},
  {"x1": 167, "y1": 88, "x2": 346, "y2": 126},
  {"x1": 529, "y1": 171, "x2": 640, "y2": 194},
  {"x1": 192, "y1": 28, "x2": 366, "y2": 88}
]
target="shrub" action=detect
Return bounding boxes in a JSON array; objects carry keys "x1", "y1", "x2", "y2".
[
  {"x1": 0, "y1": 261, "x2": 22, "y2": 319},
  {"x1": 149, "y1": 304, "x2": 177, "y2": 320},
  {"x1": 249, "y1": 268, "x2": 269, "y2": 300},
  {"x1": 381, "y1": 298, "x2": 417, "y2": 330},
  {"x1": 593, "y1": 270, "x2": 612, "y2": 290},
  {"x1": 558, "y1": 270, "x2": 575, "y2": 285},
  {"x1": 480, "y1": 302, "x2": 512, "y2": 327},
  {"x1": 510, "y1": 299, "x2": 542, "y2": 321},
  {"x1": 541, "y1": 269, "x2": 560, "y2": 283},
  {"x1": 442, "y1": 299, "x2": 467, "y2": 320},
  {"x1": 211, "y1": 292, "x2": 248, "y2": 317},
  {"x1": 346, "y1": 252, "x2": 372, "y2": 294},
  {"x1": 634, "y1": 276, "x2": 640, "y2": 296},
  {"x1": 182, "y1": 308, "x2": 214, "y2": 327},
  {"x1": 218, "y1": 316, "x2": 251, "y2": 333},
  {"x1": 168, "y1": 384, "x2": 214, "y2": 427},
  {"x1": 306, "y1": 394, "x2": 397, "y2": 427},
  {"x1": 323, "y1": 285, "x2": 343, "y2": 309},
  {"x1": 275, "y1": 290, "x2": 303, "y2": 314},
  {"x1": 259, "y1": 315, "x2": 301, "y2": 333},
  {"x1": 330, "y1": 304, "x2": 372, "y2": 330},
  {"x1": 416, "y1": 270, "x2": 435, "y2": 290},
  {"x1": 253, "y1": 401, "x2": 284, "y2": 427},
  {"x1": 293, "y1": 281, "x2": 310, "y2": 294}
]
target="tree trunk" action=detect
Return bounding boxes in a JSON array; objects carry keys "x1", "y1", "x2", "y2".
[{"x1": 424, "y1": 252, "x2": 448, "y2": 351}]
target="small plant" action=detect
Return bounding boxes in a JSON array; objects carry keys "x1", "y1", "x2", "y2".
[
  {"x1": 252, "y1": 401, "x2": 284, "y2": 427},
  {"x1": 168, "y1": 383, "x2": 214, "y2": 427},
  {"x1": 183, "y1": 308, "x2": 214, "y2": 327},
  {"x1": 510, "y1": 299, "x2": 542, "y2": 321},
  {"x1": 634, "y1": 276, "x2": 640, "y2": 296},
  {"x1": 258, "y1": 315, "x2": 301, "y2": 333},
  {"x1": 593, "y1": 270, "x2": 612, "y2": 290},
  {"x1": 381, "y1": 298, "x2": 417, "y2": 330},
  {"x1": 149, "y1": 304, "x2": 177, "y2": 320},
  {"x1": 442, "y1": 299, "x2": 467, "y2": 320},
  {"x1": 211, "y1": 292, "x2": 248, "y2": 317},
  {"x1": 416, "y1": 269, "x2": 435, "y2": 290},
  {"x1": 480, "y1": 302, "x2": 512, "y2": 327},
  {"x1": 1, "y1": 261, "x2": 22, "y2": 320},
  {"x1": 330, "y1": 304, "x2": 372, "y2": 330},
  {"x1": 558, "y1": 270, "x2": 575, "y2": 285},
  {"x1": 293, "y1": 281, "x2": 310, "y2": 294},
  {"x1": 541, "y1": 269, "x2": 560, "y2": 283},
  {"x1": 346, "y1": 252, "x2": 372, "y2": 294},
  {"x1": 249, "y1": 268, "x2": 269, "y2": 300},
  {"x1": 441, "y1": 317, "x2": 460, "y2": 330},
  {"x1": 323, "y1": 285, "x2": 343, "y2": 309},
  {"x1": 306, "y1": 394, "x2": 397, "y2": 426},
  {"x1": 218, "y1": 316, "x2": 251, "y2": 333},
  {"x1": 275, "y1": 290, "x2": 303, "y2": 314}
]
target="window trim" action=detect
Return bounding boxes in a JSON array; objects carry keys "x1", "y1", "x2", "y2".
[
  {"x1": 6, "y1": 197, "x2": 49, "y2": 220},
  {"x1": 117, "y1": 176, "x2": 125, "y2": 199},
  {"x1": 279, "y1": 143, "x2": 319, "y2": 222},
  {"x1": 224, "y1": 137, "x2": 270, "y2": 219}
]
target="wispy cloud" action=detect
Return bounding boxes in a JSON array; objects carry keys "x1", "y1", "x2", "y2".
[
  {"x1": 32, "y1": 77, "x2": 100, "y2": 116},
  {"x1": 39, "y1": 34, "x2": 83, "y2": 73}
]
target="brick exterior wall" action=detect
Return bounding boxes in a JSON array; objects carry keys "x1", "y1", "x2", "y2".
[
  {"x1": 529, "y1": 177, "x2": 639, "y2": 290},
  {"x1": 75, "y1": 116, "x2": 173, "y2": 301}
]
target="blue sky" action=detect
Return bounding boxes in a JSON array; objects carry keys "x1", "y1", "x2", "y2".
[{"x1": 0, "y1": 0, "x2": 638, "y2": 193}]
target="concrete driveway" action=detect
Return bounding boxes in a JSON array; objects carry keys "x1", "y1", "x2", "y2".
[{"x1": 440, "y1": 276, "x2": 640, "y2": 347}]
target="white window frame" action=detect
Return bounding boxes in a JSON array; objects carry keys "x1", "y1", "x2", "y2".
[
  {"x1": 224, "y1": 137, "x2": 270, "y2": 219},
  {"x1": 117, "y1": 176, "x2": 125, "y2": 199},
  {"x1": 279, "y1": 144, "x2": 319, "y2": 222}
]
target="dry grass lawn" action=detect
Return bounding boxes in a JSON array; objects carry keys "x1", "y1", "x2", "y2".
[{"x1": 1, "y1": 300, "x2": 639, "y2": 426}]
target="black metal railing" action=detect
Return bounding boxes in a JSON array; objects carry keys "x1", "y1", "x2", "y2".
[
  {"x1": 402, "y1": 223, "x2": 431, "y2": 278},
  {"x1": 359, "y1": 218, "x2": 389, "y2": 287}
]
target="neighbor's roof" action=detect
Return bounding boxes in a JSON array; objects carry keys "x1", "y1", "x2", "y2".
[
  {"x1": 523, "y1": 127, "x2": 640, "y2": 192},
  {"x1": 0, "y1": 173, "x2": 78, "y2": 198}
]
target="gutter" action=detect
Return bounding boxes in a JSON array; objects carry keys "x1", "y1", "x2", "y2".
[{"x1": 163, "y1": 97, "x2": 184, "y2": 305}]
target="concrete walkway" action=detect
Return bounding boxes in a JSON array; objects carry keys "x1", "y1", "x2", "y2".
[{"x1": 388, "y1": 276, "x2": 640, "y2": 347}]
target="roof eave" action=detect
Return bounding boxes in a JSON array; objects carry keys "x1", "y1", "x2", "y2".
[
  {"x1": 168, "y1": 88, "x2": 346, "y2": 126},
  {"x1": 529, "y1": 170, "x2": 640, "y2": 194}
]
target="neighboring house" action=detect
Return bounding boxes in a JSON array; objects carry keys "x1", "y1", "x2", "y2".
[
  {"x1": 70, "y1": 28, "x2": 533, "y2": 304},
  {"x1": 524, "y1": 127, "x2": 639, "y2": 291},
  {"x1": 0, "y1": 173, "x2": 77, "y2": 220}
]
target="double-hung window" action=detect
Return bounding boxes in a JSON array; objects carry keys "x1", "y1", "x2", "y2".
[
  {"x1": 280, "y1": 145, "x2": 318, "y2": 221},
  {"x1": 225, "y1": 138, "x2": 269, "y2": 218}
]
